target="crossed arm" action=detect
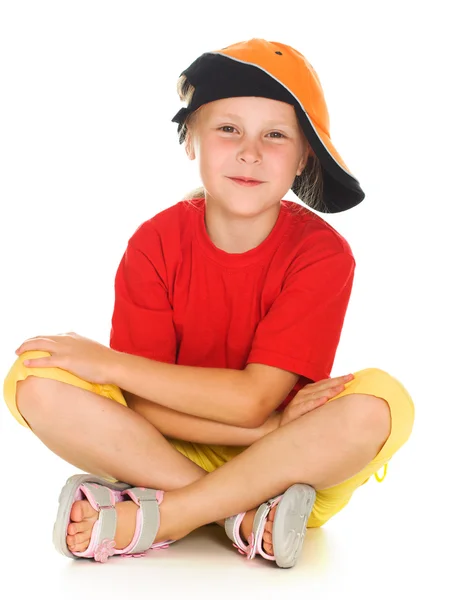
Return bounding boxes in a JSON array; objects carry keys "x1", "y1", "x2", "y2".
[
  {"x1": 110, "y1": 351, "x2": 299, "y2": 444},
  {"x1": 123, "y1": 391, "x2": 282, "y2": 446}
]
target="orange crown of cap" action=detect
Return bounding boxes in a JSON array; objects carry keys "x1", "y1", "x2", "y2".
[{"x1": 214, "y1": 39, "x2": 330, "y2": 137}]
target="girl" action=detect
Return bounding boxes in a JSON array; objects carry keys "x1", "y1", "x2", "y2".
[{"x1": 4, "y1": 38, "x2": 415, "y2": 568}]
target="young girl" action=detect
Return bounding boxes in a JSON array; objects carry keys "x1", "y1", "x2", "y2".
[{"x1": 4, "y1": 38, "x2": 415, "y2": 569}]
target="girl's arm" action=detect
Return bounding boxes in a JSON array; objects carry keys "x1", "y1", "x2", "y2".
[
  {"x1": 111, "y1": 351, "x2": 264, "y2": 428},
  {"x1": 124, "y1": 391, "x2": 281, "y2": 446}
]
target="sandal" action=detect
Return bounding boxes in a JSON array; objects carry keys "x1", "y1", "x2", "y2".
[
  {"x1": 52, "y1": 473, "x2": 176, "y2": 562},
  {"x1": 224, "y1": 483, "x2": 316, "y2": 568}
]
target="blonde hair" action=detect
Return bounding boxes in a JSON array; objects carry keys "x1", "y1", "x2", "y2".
[{"x1": 176, "y1": 74, "x2": 326, "y2": 213}]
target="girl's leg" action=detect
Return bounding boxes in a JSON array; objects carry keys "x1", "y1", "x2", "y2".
[
  {"x1": 15, "y1": 376, "x2": 224, "y2": 530},
  {"x1": 15, "y1": 376, "x2": 264, "y2": 550},
  {"x1": 62, "y1": 392, "x2": 391, "y2": 553},
  {"x1": 158, "y1": 393, "x2": 391, "y2": 541},
  {"x1": 16, "y1": 376, "x2": 207, "y2": 489}
]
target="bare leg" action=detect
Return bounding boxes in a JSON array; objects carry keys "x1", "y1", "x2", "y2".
[
  {"x1": 40, "y1": 387, "x2": 390, "y2": 555},
  {"x1": 154, "y1": 393, "x2": 391, "y2": 543},
  {"x1": 16, "y1": 376, "x2": 208, "y2": 490},
  {"x1": 15, "y1": 376, "x2": 255, "y2": 547},
  {"x1": 14, "y1": 376, "x2": 307, "y2": 555}
]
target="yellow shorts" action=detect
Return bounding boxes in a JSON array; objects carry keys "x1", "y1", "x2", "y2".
[{"x1": 4, "y1": 351, "x2": 415, "y2": 528}]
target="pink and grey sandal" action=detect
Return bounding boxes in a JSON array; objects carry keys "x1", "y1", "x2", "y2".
[
  {"x1": 224, "y1": 483, "x2": 316, "y2": 568},
  {"x1": 52, "y1": 473, "x2": 176, "y2": 562}
]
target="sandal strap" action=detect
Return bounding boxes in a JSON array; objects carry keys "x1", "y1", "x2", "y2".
[
  {"x1": 250, "y1": 496, "x2": 282, "y2": 561},
  {"x1": 72, "y1": 482, "x2": 174, "y2": 561},
  {"x1": 225, "y1": 495, "x2": 283, "y2": 561},
  {"x1": 224, "y1": 512, "x2": 248, "y2": 552},
  {"x1": 76, "y1": 482, "x2": 118, "y2": 559},
  {"x1": 120, "y1": 487, "x2": 163, "y2": 555}
]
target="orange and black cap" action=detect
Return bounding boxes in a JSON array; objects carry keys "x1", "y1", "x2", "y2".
[{"x1": 172, "y1": 39, "x2": 365, "y2": 214}]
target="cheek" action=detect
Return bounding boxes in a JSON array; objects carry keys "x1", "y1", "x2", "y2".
[
  {"x1": 198, "y1": 141, "x2": 229, "y2": 173},
  {"x1": 267, "y1": 147, "x2": 299, "y2": 175}
]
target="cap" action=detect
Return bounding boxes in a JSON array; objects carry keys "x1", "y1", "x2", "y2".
[{"x1": 171, "y1": 38, "x2": 365, "y2": 214}]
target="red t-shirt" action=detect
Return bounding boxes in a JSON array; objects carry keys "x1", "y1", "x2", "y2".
[{"x1": 110, "y1": 198, "x2": 355, "y2": 411}]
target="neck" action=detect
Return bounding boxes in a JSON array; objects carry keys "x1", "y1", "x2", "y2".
[{"x1": 203, "y1": 195, "x2": 282, "y2": 254}]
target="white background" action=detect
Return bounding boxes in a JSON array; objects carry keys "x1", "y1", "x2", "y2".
[{"x1": 0, "y1": 1, "x2": 448, "y2": 597}]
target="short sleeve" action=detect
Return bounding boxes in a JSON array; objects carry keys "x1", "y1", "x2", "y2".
[
  {"x1": 246, "y1": 250, "x2": 355, "y2": 382},
  {"x1": 109, "y1": 228, "x2": 177, "y2": 364}
]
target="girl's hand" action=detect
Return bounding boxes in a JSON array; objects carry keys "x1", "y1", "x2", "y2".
[
  {"x1": 15, "y1": 332, "x2": 117, "y2": 384},
  {"x1": 279, "y1": 373, "x2": 354, "y2": 428}
]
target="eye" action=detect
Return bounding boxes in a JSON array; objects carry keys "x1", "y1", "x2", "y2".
[{"x1": 217, "y1": 126, "x2": 286, "y2": 138}]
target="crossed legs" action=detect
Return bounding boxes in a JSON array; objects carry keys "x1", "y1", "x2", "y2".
[{"x1": 15, "y1": 375, "x2": 391, "y2": 551}]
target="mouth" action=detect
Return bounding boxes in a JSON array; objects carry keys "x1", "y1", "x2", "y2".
[{"x1": 228, "y1": 176, "x2": 264, "y2": 186}]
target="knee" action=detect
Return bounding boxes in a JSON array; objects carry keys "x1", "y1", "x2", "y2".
[
  {"x1": 16, "y1": 376, "x2": 60, "y2": 425},
  {"x1": 336, "y1": 393, "x2": 391, "y2": 441}
]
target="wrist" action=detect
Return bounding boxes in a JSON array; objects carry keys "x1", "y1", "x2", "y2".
[
  {"x1": 272, "y1": 411, "x2": 282, "y2": 431},
  {"x1": 259, "y1": 411, "x2": 282, "y2": 437},
  {"x1": 107, "y1": 348, "x2": 124, "y2": 386}
]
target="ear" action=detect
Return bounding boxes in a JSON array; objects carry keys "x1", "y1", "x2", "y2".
[
  {"x1": 185, "y1": 130, "x2": 196, "y2": 161},
  {"x1": 295, "y1": 148, "x2": 310, "y2": 176},
  {"x1": 295, "y1": 158, "x2": 305, "y2": 177}
]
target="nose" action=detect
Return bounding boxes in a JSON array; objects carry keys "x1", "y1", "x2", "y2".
[{"x1": 237, "y1": 138, "x2": 262, "y2": 164}]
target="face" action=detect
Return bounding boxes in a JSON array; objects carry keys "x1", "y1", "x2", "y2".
[{"x1": 185, "y1": 96, "x2": 308, "y2": 217}]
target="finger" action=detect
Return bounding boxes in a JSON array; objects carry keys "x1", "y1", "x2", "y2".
[
  {"x1": 305, "y1": 374, "x2": 354, "y2": 390},
  {"x1": 325, "y1": 383, "x2": 346, "y2": 395},
  {"x1": 289, "y1": 396, "x2": 328, "y2": 419},
  {"x1": 16, "y1": 338, "x2": 57, "y2": 354},
  {"x1": 313, "y1": 375, "x2": 354, "y2": 389},
  {"x1": 330, "y1": 373, "x2": 354, "y2": 382},
  {"x1": 18, "y1": 335, "x2": 56, "y2": 344},
  {"x1": 327, "y1": 374, "x2": 354, "y2": 385},
  {"x1": 304, "y1": 396, "x2": 329, "y2": 411},
  {"x1": 22, "y1": 356, "x2": 56, "y2": 368},
  {"x1": 305, "y1": 382, "x2": 347, "y2": 398},
  {"x1": 16, "y1": 337, "x2": 49, "y2": 352},
  {"x1": 293, "y1": 384, "x2": 344, "y2": 407}
]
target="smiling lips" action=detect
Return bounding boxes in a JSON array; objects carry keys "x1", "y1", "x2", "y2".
[{"x1": 228, "y1": 176, "x2": 264, "y2": 186}]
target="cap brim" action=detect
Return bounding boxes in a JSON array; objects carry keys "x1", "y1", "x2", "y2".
[{"x1": 296, "y1": 114, "x2": 365, "y2": 213}]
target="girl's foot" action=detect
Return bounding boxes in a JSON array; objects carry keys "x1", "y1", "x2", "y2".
[
  {"x1": 66, "y1": 498, "x2": 173, "y2": 553},
  {"x1": 240, "y1": 505, "x2": 277, "y2": 556}
]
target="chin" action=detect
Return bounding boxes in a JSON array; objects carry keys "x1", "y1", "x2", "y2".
[
  {"x1": 224, "y1": 199, "x2": 276, "y2": 220},
  {"x1": 206, "y1": 185, "x2": 279, "y2": 214}
]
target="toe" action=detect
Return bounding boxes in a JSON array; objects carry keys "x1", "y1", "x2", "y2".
[
  {"x1": 263, "y1": 530, "x2": 272, "y2": 544},
  {"x1": 69, "y1": 540, "x2": 88, "y2": 553},
  {"x1": 67, "y1": 520, "x2": 91, "y2": 536},
  {"x1": 70, "y1": 500, "x2": 97, "y2": 523},
  {"x1": 263, "y1": 526, "x2": 274, "y2": 556},
  {"x1": 262, "y1": 506, "x2": 277, "y2": 556},
  {"x1": 67, "y1": 500, "x2": 99, "y2": 553},
  {"x1": 67, "y1": 526, "x2": 96, "y2": 553},
  {"x1": 68, "y1": 531, "x2": 90, "y2": 548},
  {"x1": 264, "y1": 542, "x2": 273, "y2": 556}
]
